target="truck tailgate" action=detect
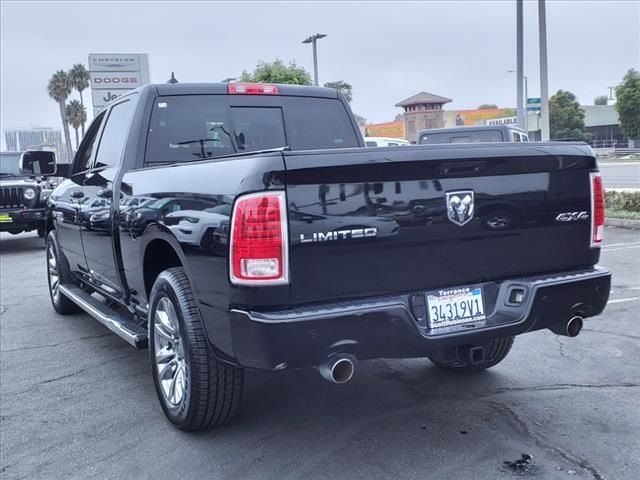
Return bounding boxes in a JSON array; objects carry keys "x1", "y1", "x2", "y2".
[{"x1": 283, "y1": 143, "x2": 598, "y2": 304}]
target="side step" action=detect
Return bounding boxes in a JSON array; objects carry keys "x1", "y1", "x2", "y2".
[{"x1": 59, "y1": 284, "x2": 148, "y2": 349}]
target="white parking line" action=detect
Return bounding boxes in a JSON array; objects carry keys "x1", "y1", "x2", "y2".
[
  {"x1": 604, "y1": 241, "x2": 640, "y2": 248},
  {"x1": 608, "y1": 297, "x2": 640, "y2": 304},
  {"x1": 602, "y1": 245, "x2": 640, "y2": 252}
]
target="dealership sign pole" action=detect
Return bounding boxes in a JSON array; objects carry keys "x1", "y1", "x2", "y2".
[{"x1": 88, "y1": 54, "x2": 150, "y2": 117}]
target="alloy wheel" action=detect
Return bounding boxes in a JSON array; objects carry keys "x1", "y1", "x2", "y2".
[
  {"x1": 153, "y1": 296, "x2": 188, "y2": 406},
  {"x1": 47, "y1": 245, "x2": 60, "y2": 301}
]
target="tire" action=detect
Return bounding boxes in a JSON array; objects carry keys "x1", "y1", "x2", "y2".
[
  {"x1": 429, "y1": 336, "x2": 515, "y2": 373},
  {"x1": 148, "y1": 267, "x2": 244, "y2": 431},
  {"x1": 46, "y1": 231, "x2": 81, "y2": 314}
]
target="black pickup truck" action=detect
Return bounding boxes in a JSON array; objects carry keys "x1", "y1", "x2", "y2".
[{"x1": 43, "y1": 82, "x2": 611, "y2": 431}]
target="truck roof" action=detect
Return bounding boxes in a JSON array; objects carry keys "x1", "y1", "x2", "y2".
[
  {"x1": 149, "y1": 82, "x2": 340, "y2": 98},
  {"x1": 419, "y1": 125, "x2": 526, "y2": 135}
]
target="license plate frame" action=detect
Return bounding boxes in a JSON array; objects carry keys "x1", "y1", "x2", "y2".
[
  {"x1": 427, "y1": 286, "x2": 486, "y2": 328},
  {"x1": 0, "y1": 213, "x2": 13, "y2": 223}
]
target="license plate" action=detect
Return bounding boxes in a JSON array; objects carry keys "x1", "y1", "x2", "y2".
[
  {"x1": 0, "y1": 214, "x2": 12, "y2": 223},
  {"x1": 427, "y1": 286, "x2": 486, "y2": 328}
]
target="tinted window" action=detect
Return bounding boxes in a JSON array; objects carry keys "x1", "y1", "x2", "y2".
[
  {"x1": 283, "y1": 97, "x2": 359, "y2": 150},
  {"x1": 365, "y1": 141, "x2": 377, "y2": 147},
  {"x1": 145, "y1": 95, "x2": 359, "y2": 164},
  {"x1": 75, "y1": 112, "x2": 105, "y2": 173},
  {"x1": 95, "y1": 99, "x2": 136, "y2": 168},
  {"x1": 231, "y1": 107, "x2": 286, "y2": 152},
  {"x1": 146, "y1": 96, "x2": 235, "y2": 163},
  {"x1": 512, "y1": 131, "x2": 522, "y2": 142}
]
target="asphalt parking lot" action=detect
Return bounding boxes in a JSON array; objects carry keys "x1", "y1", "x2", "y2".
[{"x1": 1, "y1": 227, "x2": 639, "y2": 480}]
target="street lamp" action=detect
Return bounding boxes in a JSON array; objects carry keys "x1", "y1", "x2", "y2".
[
  {"x1": 302, "y1": 33, "x2": 327, "y2": 86},
  {"x1": 508, "y1": 70, "x2": 528, "y2": 134}
]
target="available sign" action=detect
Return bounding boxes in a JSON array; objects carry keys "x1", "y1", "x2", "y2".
[
  {"x1": 88, "y1": 53, "x2": 150, "y2": 117},
  {"x1": 486, "y1": 116, "x2": 518, "y2": 126}
]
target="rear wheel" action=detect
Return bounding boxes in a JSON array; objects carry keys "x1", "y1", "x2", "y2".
[
  {"x1": 46, "y1": 231, "x2": 81, "y2": 314},
  {"x1": 149, "y1": 267, "x2": 244, "y2": 431},
  {"x1": 429, "y1": 336, "x2": 515, "y2": 373}
]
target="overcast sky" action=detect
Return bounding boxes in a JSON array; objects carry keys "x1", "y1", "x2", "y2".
[{"x1": 1, "y1": 0, "x2": 639, "y2": 149}]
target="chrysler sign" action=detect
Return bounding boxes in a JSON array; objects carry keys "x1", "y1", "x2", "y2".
[{"x1": 89, "y1": 53, "x2": 150, "y2": 115}]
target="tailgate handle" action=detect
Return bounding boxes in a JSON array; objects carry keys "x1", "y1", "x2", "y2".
[{"x1": 439, "y1": 163, "x2": 484, "y2": 176}]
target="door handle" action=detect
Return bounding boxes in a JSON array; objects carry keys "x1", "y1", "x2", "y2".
[{"x1": 70, "y1": 191, "x2": 85, "y2": 199}]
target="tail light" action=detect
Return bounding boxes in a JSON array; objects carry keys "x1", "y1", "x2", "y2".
[
  {"x1": 590, "y1": 172, "x2": 605, "y2": 247},
  {"x1": 227, "y1": 83, "x2": 279, "y2": 95},
  {"x1": 230, "y1": 191, "x2": 289, "y2": 285}
]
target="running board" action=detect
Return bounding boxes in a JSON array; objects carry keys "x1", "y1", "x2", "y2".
[{"x1": 59, "y1": 284, "x2": 148, "y2": 349}]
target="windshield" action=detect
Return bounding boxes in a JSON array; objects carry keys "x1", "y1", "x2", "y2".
[{"x1": 0, "y1": 153, "x2": 22, "y2": 176}]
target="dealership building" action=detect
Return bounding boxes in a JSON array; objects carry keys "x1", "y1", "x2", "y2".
[
  {"x1": 3, "y1": 127, "x2": 66, "y2": 161},
  {"x1": 365, "y1": 91, "x2": 629, "y2": 146}
]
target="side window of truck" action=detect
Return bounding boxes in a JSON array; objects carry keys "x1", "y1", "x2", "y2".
[
  {"x1": 74, "y1": 112, "x2": 106, "y2": 174},
  {"x1": 94, "y1": 98, "x2": 136, "y2": 169}
]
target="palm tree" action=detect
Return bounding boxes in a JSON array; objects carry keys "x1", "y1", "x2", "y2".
[
  {"x1": 65, "y1": 100, "x2": 86, "y2": 150},
  {"x1": 47, "y1": 70, "x2": 73, "y2": 162},
  {"x1": 69, "y1": 64, "x2": 90, "y2": 135}
]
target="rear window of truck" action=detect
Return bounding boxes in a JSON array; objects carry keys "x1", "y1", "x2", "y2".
[{"x1": 145, "y1": 95, "x2": 359, "y2": 163}]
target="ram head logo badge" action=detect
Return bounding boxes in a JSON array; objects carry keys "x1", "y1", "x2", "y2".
[{"x1": 446, "y1": 190, "x2": 475, "y2": 226}]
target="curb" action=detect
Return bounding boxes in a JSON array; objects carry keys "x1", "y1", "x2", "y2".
[{"x1": 605, "y1": 218, "x2": 640, "y2": 229}]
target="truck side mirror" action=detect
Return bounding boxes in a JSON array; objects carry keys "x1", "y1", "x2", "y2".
[{"x1": 19, "y1": 151, "x2": 57, "y2": 176}]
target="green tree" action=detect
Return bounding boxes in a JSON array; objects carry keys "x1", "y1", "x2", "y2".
[
  {"x1": 47, "y1": 70, "x2": 74, "y2": 161},
  {"x1": 615, "y1": 68, "x2": 640, "y2": 142},
  {"x1": 478, "y1": 104, "x2": 498, "y2": 109},
  {"x1": 594, "y1": 95, "x2": 608, "y2": 106},
  {"x1": 549, "y1": 90, "x2": 591, "y2": 141},
  {"x1": 240, "y1": 59, "x2": 312, "y2": 85},
  {"x1": 65, "y1": 100, "x2": 86, "y2": 150},
  {"x1": 68, "y1": 64, "x2": 90, "y2": 135},
  {"x1": 324, "y1": 80, "x2": 353, "y2": 102},
  {"x1": 394, "y1": 113, "x2": 404, "y2": 122}
]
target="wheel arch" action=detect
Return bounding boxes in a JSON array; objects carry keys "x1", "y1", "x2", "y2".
[{"x1": 141, "y1": 229, "x2": 189, "y2": 301}]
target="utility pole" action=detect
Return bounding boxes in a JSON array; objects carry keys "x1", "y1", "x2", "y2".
[
  {"x1": 516, "y1": 0, "x2": 525, "y2": 131},
  {"x1": 608, "y1": 86, "x2": 615, "y2": 101},
  {"x1": 302, "y1": 33, "x2": 327, "y2": 86},
  {"x1": 538, "y1": 0, "x2": 550, "y2": 141}
]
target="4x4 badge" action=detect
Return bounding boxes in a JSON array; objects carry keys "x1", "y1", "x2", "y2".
[{"x1": 446, "y1": 190, "x2": 475, "y2": 226}]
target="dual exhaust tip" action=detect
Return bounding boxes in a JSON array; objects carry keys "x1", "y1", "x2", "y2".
[
  {"x1": 550, "y1": 315, "x2": 583, "y2": 337},
  {"x1": 318, "y1": 354, "x2": 356, "y2": 384},
  {"x1": 318, "y1": 316, "x2": 584, "y2": 383}
]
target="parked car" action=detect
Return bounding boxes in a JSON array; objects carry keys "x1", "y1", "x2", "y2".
[
  {"x1": 365, "y1": 137, "x2": 411, "y2": 147},
  {"x1": 44, "y1": 82, "x2": 610, "y2": 432},
  {"x1": 0, "y1": 151, "x2": 58, "y2": 237},
  {"x1": 418, "y1": 125, "x2": 529, "y2": 144}
]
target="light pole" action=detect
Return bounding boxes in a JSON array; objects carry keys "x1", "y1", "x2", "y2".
[
  {"x1": 516, "y1": 0, "x2": 525, "y2": 131},
  {"x1": 302, "y1": 33, "x2": 327, "y2": 86},
  {"x1": 508, "y1": 70, "x2": 528, "y2": 134},
  {"x1": 538, "y1": 0, "x2": 550, "y2": 141}
]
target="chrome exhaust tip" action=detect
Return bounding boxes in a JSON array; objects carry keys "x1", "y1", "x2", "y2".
[
  {"x1": 550, "y1": 315, "x2": 583, "y2": 337},
  {"x1": 318, "y1": 354, "x2": 356, "y2": 384}
]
